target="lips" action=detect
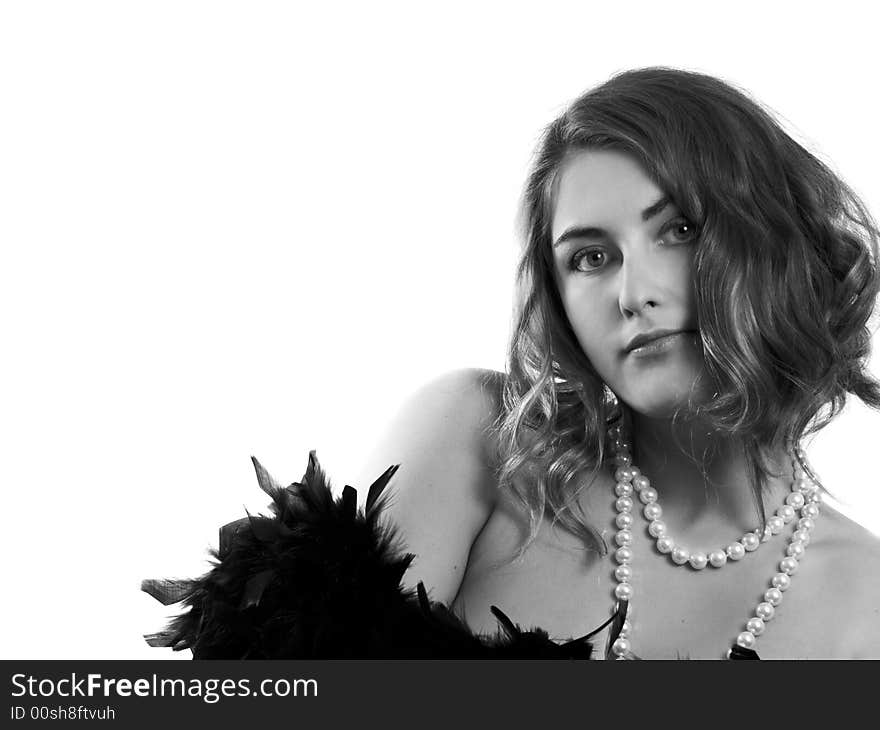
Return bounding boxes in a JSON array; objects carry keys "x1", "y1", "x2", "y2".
[{"x1": 624, "y1": 329, "x2": 695, "y2": 355}]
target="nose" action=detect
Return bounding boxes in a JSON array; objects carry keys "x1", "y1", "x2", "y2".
[{"x1": 617, "y1": 253, "x2": 660, "y2": 318}]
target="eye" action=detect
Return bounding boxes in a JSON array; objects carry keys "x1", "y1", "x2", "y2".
[
  {"x1": 569, "y1": 248, "x2": 609, "y2": 273},
  {"x1": 661, "y1": 217, "x2": 698, "y2": 244}
]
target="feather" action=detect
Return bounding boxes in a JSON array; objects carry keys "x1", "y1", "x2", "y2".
[
  {"x1": 341, "y1": 485, "x2": 357, "y2": 520},
  {"x1": 250, "y1": 456, "x2": 282, "y2": 498},
  {"x1": 240, "y1": 569, "x2": 275, "y2": 610},
  {"x1": 365, "y1": 464, "x2": 400, "y2": 516},
  {"x1": 140, "y1": 578, "x2": 195, "y2": 606},
  {"x1": 390, "y1": 553, "x2": 415, "y2": 586},
  {"x1": 416, "y1": 581, "x2": 432, "y2": 613},
  {"x1": 243, "y1": 510, "x2": 277, "y2": 544},
  {"x1": 728, "y1": 644, "x2": 760, "y2": 660},
  {"x1": 559, "y1": 633, "x2": 596, "y2": 656},
  {"x1": 603, "y1": 599, "x2": 629, "y2": 659},
  {"x1": 144, "y1": 630, "x2": 179, "y2": 648},
  {"x1": 580, "y1": 607, "x2": 618, "y2": 642},
  {"x1": 218, "y1": 518, "x2": 250, "y2": 558},
  {"x1": 304, "y1": 450, "x2": 329, "y2": 500},
  {"x1": 489, "y1": 605, "x2": 521, "y2": 641}
]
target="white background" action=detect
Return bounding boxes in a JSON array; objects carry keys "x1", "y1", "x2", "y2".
[{"x1": 1, "y1": 1, "x2": 877, "y2": 659}]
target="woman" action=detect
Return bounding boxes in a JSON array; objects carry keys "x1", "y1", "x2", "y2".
[
  {"x1": 354, "y1": 67, "x2": 880, "y2": 659},
  {"x1": 145, "y1": 67, "x2": 880, "y2": 660}
]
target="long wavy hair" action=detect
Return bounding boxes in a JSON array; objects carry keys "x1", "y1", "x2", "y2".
[{"x1": 492, "y1": 67, "x2": 880, "y2": 557}]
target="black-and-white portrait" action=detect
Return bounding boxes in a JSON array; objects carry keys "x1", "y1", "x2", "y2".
[{"x1": 3, "y1": 2, "x2": 878, "y2": 662}]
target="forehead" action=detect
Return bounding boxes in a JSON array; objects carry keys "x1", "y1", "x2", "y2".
[{"x1": 551, "y1": 149, "x2": 665, "y2": 237}]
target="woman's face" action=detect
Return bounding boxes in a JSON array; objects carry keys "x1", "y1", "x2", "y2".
[{"x1": 550, "y1": 148, "x2": 707, "y2": 418}]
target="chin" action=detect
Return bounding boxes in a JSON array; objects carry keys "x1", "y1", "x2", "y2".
[
  {"x1": 622, "y1": 397, "x2": 687, "y2": 421},
  {"x1": 616, "y1": 376, "x2": 705, "y2": 421},
  {"x1": 614, "y1": 356, "x2": 711, "y2": 420}
]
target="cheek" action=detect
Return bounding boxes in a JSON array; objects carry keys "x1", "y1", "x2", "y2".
[
  {"x1": 676, "y1": 251, "x2": 698, "y2": 306},
  {"x1": 561, "y1": 291, "x2": 617, "y2": 375}
]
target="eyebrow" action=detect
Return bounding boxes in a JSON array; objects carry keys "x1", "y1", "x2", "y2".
[{"x1": 552, "y1": 194, "x2": 672, "y2": 249}]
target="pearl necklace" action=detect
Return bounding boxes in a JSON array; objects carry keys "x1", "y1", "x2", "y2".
[{"x1": 605, "y1": 425, "x2": 822, "y2": 659}]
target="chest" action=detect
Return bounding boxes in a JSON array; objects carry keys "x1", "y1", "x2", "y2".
[{"x1": 452, "y1": 494, "x2": 846, "y2": 659}]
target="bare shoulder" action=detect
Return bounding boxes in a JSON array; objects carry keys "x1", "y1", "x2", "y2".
[
  {"x1": 353, "y1": 367, "x2": 507, "y2": 604},
  {"x1": 371, "y1": 367, "x2": 505, "y2": 466},
  {"x1": 809, "y1": 505, "x2": 880, "y2": 657},
  {"x1": 814, "y1": 504, "x2": 880, "y2": 565}
]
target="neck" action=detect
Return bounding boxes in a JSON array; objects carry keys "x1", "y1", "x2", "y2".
[{"x1": 626, "y1": 411, "x2": 792, "y2": 540}]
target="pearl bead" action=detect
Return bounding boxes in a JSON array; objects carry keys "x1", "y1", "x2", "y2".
[
  {"x1": 615, "y1": 529, "x2": 633, "y2": 547},
  {"x1": 709, "y1": 549, "x2": 728, "y2": 568},
  {"x1": 615, "y1": 547, "x2": 632, "y2": 564},
  {"x1": 786, "y1": 492, "x2": 805, "y2": 509},
  {"x1": 672, "y1": 546, "x2": 690, "y2": 565},
  {"x1": 767, "y1": 516, "x2": 784, "y2": 534},
  {"x1": 611, "y1": 637, "x2": 630, "y2": 656},
  {"x1": 726, "y1": 542, "x2": 746, "y2": 560},
  {"x1": 777, "y1": 505, "x2": 796, "y2": 523},
  {"x1": 648, "y1": 520, "x2": 668, "y2": 538},
  {"x1": 764, "y1": 587, "x2": 783, "y2": 606},
  {"x1": 741, "y1": 533, "x2": 760, "y2": 551},
  {"x1": 656, "y1": 536, "x2": 674, "y2": 554},
  {"x1": 615, "y1": 583, "x2": 633, "y2": 601},
  {"x1": 794, "y1": 477, "x2": 813, "y2": 493},
  {"x1": 792, "y1": 529, "x2": 810, "y2": 545},
  {"x1": 780, "y1": 556, "x2": 799, "y2": 575},
  {"x1": 689, "y1": 552, "x2": 708, "y2": 570},
  {"x1": 615, "y1": 496, "x2": 633, "y2": 512},
  {"x1": 797, "y1": 517, "x2": 815, "y2": 531},
  {"x1": 746, "y1": 617, "x2": 765, "y2": 636},
  {"x1": 615, "y1": 483, "x2": 633, "y2": 497},
  {"x1": 639, "y1": 487, "x2": 658, "y2": 504},
  {"x1": 632, "y1": 475, "x2": 650, "y2": 492},
  {"x1": 802, "y1": 503, "x2": 819, "y2": 518},
  {"x1": 615, "y1": 565, "x2": 633, "y2": 582},
  {"x1": 786, "y1": 541, "x2": 805, "y2": 559},
  {"x1": 808, "y1": 491, "x2": 823, "y2": 504},
  {"x1": 644, "y1": 503, "x2": 662, "y2": 521},
  {"x1": 756, "y1": 602, "x2": 775, "y2": 621},
  {"x1": 614, "y1": 453, "x2": 633, "y2": 467},
  {"x1": 736, "y1": 631, "x2": 756, "y2": 649},
  {"x1": 620, "y1": 619, "x2": 632, "y2": 636},
  {"x1": 616, "y1": 512, "x2": 634, "y2": 530},
  {"x1": 772, "y1": 573, "x2": 791, "y2": 591},
  {"x1": 614, "y1": 468, "x2": 633, "y2": 483}
]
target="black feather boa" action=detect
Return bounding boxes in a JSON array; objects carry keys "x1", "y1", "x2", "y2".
[{"x1": 141, "y1": 452, "x2": 637, "y2": 659}]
